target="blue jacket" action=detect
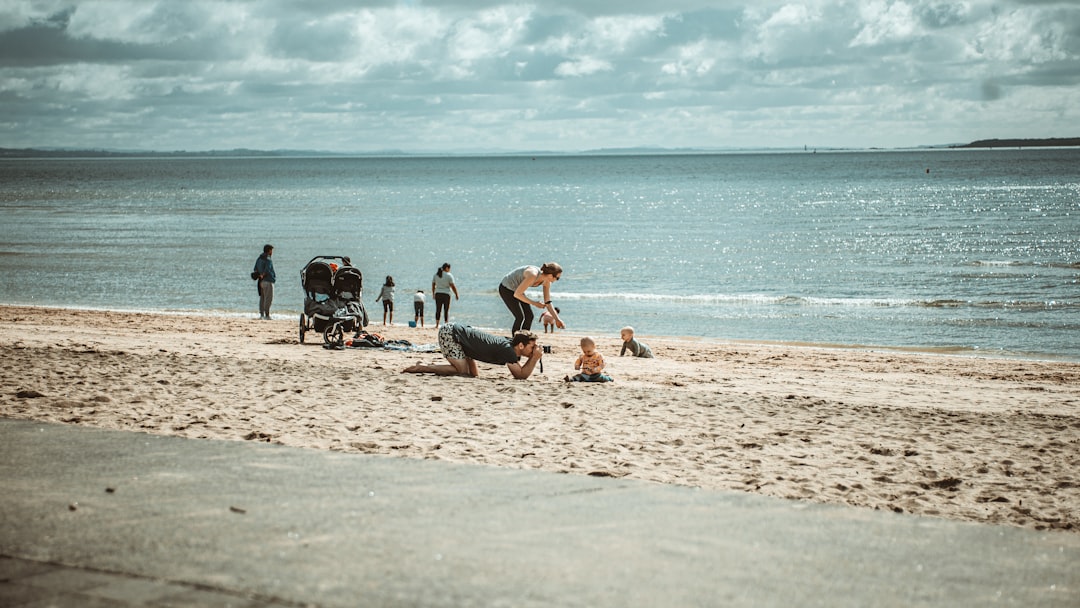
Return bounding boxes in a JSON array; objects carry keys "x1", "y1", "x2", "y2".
[{"x1": 254, "y1": 254, "x2": 276, "y2": 283}]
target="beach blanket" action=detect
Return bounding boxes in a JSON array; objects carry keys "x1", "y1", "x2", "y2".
[{"x1": 323, "y1": 338, "x2": 438, "y2": 353}]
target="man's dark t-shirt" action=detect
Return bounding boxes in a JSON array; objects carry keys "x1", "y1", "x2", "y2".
[{"x1": 451, "y1": 324, "x2": 519, "y2": 365}]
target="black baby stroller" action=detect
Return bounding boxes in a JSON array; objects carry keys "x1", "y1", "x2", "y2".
[{"x1": 299, "y1": 256, "x2": 369, "y2": 345}]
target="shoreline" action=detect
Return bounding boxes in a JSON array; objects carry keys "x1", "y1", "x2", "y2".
[
  {"x1": 2, "y1": 304, "x2": 1078, "y2": 533},
  {"x1": 3, "y1": 302, "x2": 1075, "y2": 363}
]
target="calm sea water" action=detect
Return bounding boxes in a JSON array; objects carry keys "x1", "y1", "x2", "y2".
[{"x1": 1, "y1": 150, "x2": 1077, "y2": 359}]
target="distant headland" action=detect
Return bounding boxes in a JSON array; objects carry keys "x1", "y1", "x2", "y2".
[{"x1": 952, "y1": 137, "x2": 1080, "y2": 149}]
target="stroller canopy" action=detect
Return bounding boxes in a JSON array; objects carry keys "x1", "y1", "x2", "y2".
[
  {"x1": 333, "y1": 267, "x2": 363, "y2": 301},
  {"x1": 301, "y1": 256, "x2": 360, "y2": 300}
]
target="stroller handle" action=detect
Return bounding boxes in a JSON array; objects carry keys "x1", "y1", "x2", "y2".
[{"x1": 303, "y1": 255, "x2": 352, "y2": 267}]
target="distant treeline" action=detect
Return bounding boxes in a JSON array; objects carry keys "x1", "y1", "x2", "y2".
[{"x1": 956, "y1": 138, "x2": 1080, "y2": 149}]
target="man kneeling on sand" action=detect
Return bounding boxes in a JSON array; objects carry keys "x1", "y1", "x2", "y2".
[{"x1": 403, "y1": 322, "x2": 543, "y2": 379}]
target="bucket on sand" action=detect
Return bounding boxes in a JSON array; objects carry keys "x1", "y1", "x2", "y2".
[{"x1": 408, "y1": 321, "x2": 417, "y2": 328}]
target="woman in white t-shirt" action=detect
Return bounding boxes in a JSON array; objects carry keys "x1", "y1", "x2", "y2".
[{"x1": 431, "y1": 262, "x2": 459, "y2": 329}]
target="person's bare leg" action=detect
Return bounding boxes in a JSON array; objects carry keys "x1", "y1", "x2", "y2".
[
  {"x1": 403, "y1": 363, "x2": 460, "y2": 375},
  {"x1": 403, "y1": 357, "x2": 470, "y2": 376}
]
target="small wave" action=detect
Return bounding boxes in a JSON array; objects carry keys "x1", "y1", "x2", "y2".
[
  {"x1": 547, "y1": 291, "x2": 1079, "y2": 311},
  {"x1": 569, "y1": 292, "x2": 906, "y2": 307},
  {"x1": 954, "y1": 273, "x2": 1040, "y2": 281},
  {"x1": 961, "y1": 300, "x2": 1080, "y2": 311},
  {"x1": 552, "y1": 292, "x2": 786, "y2": 305},
  {"x1": 923, "y1": 299, "x2": 966, "y2": 308},
  {"x1": 967, "y1": 260, "x2": 1080, "y2": 270},
  {"x1": 550, "y1": 292, "x2": 919, "y2": 308},
  {"x1": 917, "y1": 299, "x2": 1080, "y2": 311},
  {"x1": 967, "y1": 260, "x2": 1024, "y2": 267}
]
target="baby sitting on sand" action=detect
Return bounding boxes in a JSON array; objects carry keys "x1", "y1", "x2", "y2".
[
  {"x1": 565, "y1": 336, "x2": 613, "y2": 383},
  {"x1": 619, "y1": 326, "x2": 653, "y2": 358}
]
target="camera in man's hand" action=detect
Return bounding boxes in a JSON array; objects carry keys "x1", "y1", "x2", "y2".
[{"x1": 542, "y1": 345, "x2": 552, "y2": 353}]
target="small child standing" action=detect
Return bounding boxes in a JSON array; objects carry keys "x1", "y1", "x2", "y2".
[
  {"x1": 413, "y1": 290, "x2": 425, "y2": 327},
  {"x1": 566, "y1": 336, "x2": 613, "y2": 382},
  {"x1": 375, "y1": 276, "x2": 395, "y2": 325},
  {"x1": 541, "y1": 307, "x2": 561, "y2": 333},
  {"x1": 620, "y1": 326, "x2": 654, "y2": 358}
]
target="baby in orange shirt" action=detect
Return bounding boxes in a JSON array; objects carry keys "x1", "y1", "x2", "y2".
[{"x1": 566, "y1": 336, "x2": 613, "y2": 382}]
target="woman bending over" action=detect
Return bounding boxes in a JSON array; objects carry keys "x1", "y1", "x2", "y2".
[{"x1": 499, "y1": 263, "x2": 565, "y2": 333}]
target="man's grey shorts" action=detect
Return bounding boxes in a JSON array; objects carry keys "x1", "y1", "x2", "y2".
[{"x1": 438, "y1": 323, "x2": 466, "y2": 360}]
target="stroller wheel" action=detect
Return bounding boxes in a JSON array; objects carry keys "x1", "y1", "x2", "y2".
[
  {"x1": 299, "y1": 314, "x2": 307, "y2": 344},
  {"x1": 324, "y1": 323, "x2": 344, "y2": 347}
]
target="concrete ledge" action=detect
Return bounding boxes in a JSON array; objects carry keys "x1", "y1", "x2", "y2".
[{"x1": 1, "y1": 419, "x2": 1077, "y2": 607}]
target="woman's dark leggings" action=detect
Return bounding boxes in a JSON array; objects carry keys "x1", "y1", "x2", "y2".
[
  {"x1": 499, "y1": 284, "x2": 534, "y2": 333},
  {"x1": 434, "y1": 293, "x2": 451, "y2": 323}
]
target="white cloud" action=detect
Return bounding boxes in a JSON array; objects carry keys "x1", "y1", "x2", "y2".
[
  {"x1": 446, "y1": 6, "x2": 530, "y2": 62},
  {"x1": 65, "y1": 1, "x2": 247, "y2": 44},
  {"x1": 0, "y1": 0, "x2": 71, "y2": 32},
  {"x1": 50, "y1": 64, "x2": 140, "y2": 100},
  {"x1": 554, "y1": 56, "x2": 613, "y2": 77},
  {"x1": 850, "y1": 0, "x2": 919, "y2": 47},
  {"x1": 967, "y1": 6, "x2": 1070, "y2": 64},
  {"x1": 347, "y1": 8, "x2": 447, "y2": 68},
  {"x1": 661, "y1": 40, "x2": 720, "y2": 78},
  {"x1": 0, "y1": 0, "x2": 1076, "y2": 152},
  {"x1": 587, "y1": 15, "x2": 667, "y2": 53},
  {"x1": 742, "y1": 3, "x2": 829, "y2": 64}
]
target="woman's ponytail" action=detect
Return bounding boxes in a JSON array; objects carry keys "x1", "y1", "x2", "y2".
[{"x1": 540, "y1": 262, "x2": 563, "y2": 276}]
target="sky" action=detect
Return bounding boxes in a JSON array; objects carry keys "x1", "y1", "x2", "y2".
[{"x1": 1, "y1": 0, "x2": 1078, "y2": 153}]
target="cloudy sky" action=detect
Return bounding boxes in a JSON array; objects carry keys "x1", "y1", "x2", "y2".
[{"x1": 1, "y1": 0, "x2": 1077, "y2": 152}]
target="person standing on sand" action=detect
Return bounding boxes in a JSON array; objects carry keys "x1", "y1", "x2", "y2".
[
  {"x1": 403, "y1": 322, "x2": 543, "y2": 379},
  {"x1": 431, "y1": 262, "x2": 459, "y2": 328},
  {"x1": 375, "y1": 276, "x2": 395, "y2": 326},
  {"x1": 413, "y1": 290, "x2": 426, "y2": 327},
  {"x1": 253, "y1": 244, "x2": 276, "y2": 320},
  {"x1": 499, "y1": 263, "x2": 565, "y2": 333}
]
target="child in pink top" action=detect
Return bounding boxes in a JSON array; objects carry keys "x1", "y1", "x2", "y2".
[{"x1": 541, "y1": 307, "x2": 561, "y2": 333}]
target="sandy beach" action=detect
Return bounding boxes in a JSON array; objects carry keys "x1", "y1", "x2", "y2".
[{"x1": 1, "y1": 305, "x2": 1077, "y2": 533}]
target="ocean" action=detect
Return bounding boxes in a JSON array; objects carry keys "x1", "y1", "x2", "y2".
[{"x1": 1, "y1": 150, "x2": 1077, "y2": 360}]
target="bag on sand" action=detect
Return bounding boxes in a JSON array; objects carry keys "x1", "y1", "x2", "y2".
[{"x1": 349, "y1": 332, "x2": 386, "y2": 348}]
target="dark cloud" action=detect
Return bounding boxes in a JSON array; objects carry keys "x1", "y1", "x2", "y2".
[
  {"x1": 0, "y1": 7, "x2": 238, "y2": 67},
  {"x1": 268, "y1": 19, "x2": 357, "y2": 62},
  {"x1": 1009, "y1": 61, "x2": 1080, "y2": 87},
  {"x1": 916, "y1": 3, "x2": 971, "y2": 29},
  {"x1": 0, "y1": 9, "x2": 117, "y2": 66},
  {"x1": 663, "y1": 9, "x2": 744, "y2": 41},
  {"x1": 518, "y1": 12, "x2": 577, "y2": 45},
  {"x1": 981, "y1": 79, "x2": 1003, "y2": 101}
]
